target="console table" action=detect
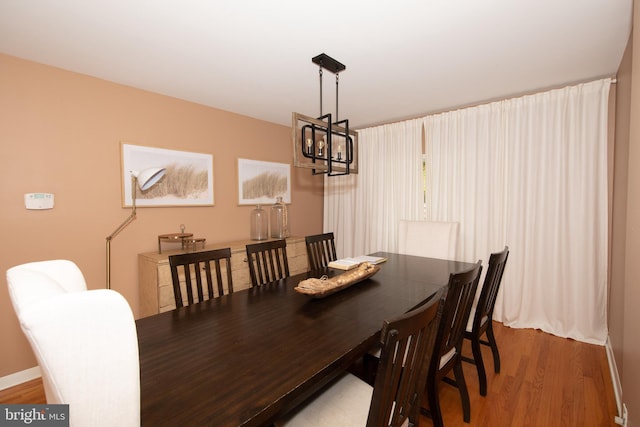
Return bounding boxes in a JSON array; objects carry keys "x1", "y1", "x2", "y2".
[{"x1": 138, "y1": 236, "x2": 308, "y2": 317}]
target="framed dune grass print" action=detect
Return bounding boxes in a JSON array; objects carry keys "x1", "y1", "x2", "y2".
[
  {"x1": 237, "y1": 158, "x2": 291, "y2": 205},
  {"x1": 121, "y1": 143, "x2": 214, "y2": 207}
]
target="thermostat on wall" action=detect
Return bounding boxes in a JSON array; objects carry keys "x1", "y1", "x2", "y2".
[{"x1": 25, "y1": 193, "x2": 55, "y2": 210}]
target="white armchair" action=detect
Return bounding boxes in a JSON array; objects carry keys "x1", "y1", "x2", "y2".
[
  {"x1": 398, "y1": 220, "x2": 459, "y2": 260},
  {"x1": 6, "y1": 260, "x2": 140, "y2": 427}
]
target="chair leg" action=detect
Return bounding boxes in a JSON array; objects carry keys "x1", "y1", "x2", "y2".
[
  {"x1": 423, "y1": 377, "x2": 445, "y2": 427},
  {"x1": 471, "y1": 335, "x2": 488, "y2": 396},
  {"x1": 453, "y1": 360, "x2": 471, "y2": 423},
  {"x1": 486, "y1": 322, "x2": 501, "y2": 373},
  {"x1": 361, "y1": 352, "x2": 379, "y2": 386}
]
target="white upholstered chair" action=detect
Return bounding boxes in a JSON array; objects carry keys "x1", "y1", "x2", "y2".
[
  {"x1": 6, "y1": 260, "x2": 140, "y2": 427},
  {"x1": 398, "y1": 220, "x2": 459, "y2": 260}
]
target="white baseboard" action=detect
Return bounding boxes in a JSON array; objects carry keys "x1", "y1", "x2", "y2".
[
  {"x1": 0, "y1": 367, "x2": 41, "y2": 391},
  {"x1": 606, "y1": 335, "x2": 623, "y2": 419}
]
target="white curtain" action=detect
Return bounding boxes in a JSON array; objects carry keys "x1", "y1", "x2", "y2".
[
  {"x1": 323, "y1": 118, "x2": 423, "y2": 258},
  {"x1": 424, "y1": 79, "x2": 610, "y2": 344},
  {"x1": 325, "y1": 79, "x2": 610, "y2": 344}
]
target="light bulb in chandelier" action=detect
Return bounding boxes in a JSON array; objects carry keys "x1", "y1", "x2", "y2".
[{"x1": 317, "y1": 139, "x2": 325, "y2": 157}]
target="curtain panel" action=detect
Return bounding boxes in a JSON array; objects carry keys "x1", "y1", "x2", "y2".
[
  {"x1": 425, "y1": 79, "x2": 609, "y2": 344},
  {"x1": 324, "y1": 78, "x2": 610, "y2": 345},
  {"x1": 323, "y1": 118, "x2": 424, "y2": 258}
]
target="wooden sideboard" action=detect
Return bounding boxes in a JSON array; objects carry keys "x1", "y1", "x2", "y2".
[{"x1": 138, "y1": 236, "x2": 309, "y2": 317}]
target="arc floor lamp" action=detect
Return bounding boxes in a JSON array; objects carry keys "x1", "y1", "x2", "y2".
[{"x1": 106, "y1": 167, "x2": 166, "y2": 289}]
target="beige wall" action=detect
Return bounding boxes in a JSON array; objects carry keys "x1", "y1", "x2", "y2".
[
  {"x1": 624, "y1": 2, "x2": 640, "y2": 423},
  {"x1": 611, "y1": 35, "x2": 631, "y2": 378},
  {"x1": 611, "y1": 1, "x2": 640, "y2": 424},
  {"x1": 0, "y1": 54, "x2": 324, "y2": 377}
]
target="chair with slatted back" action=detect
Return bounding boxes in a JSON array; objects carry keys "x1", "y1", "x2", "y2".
[
  {"x1": 305, "y1": 232, "x2": 337, "y2": 271},
  {"x1": 422, "y1": 260, "x2": 482, "y2": 427},
  {"x1": 245, "y1": 239, "x2": 290, "y2": 287},
  {"x1": 277, "y1": 288, "x2": 444, "y2": 427},
  {"x1": 168, "y1": 248, "x2": 233, "y2": 308},
  {"x1": 462, "y1": 246, "x2": 509, "y2": 396}
]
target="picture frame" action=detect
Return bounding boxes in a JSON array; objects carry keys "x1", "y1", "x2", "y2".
[
  {"x1": 121, "y1": 143, "x2": 214, "y2": 207},
  {"x1": 237, "y1": 158, "x2": 291, "y2": 205}
]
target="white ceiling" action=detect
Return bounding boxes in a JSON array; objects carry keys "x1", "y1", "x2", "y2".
[{"x1": 0, "y1": 1, "x2": 632, "y2": 129}]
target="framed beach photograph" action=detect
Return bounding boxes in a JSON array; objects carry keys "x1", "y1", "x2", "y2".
[
  {"x1": 237, "y1": 158, "x2": 291, "y2": 205},
  {"x1": 121, "y1": 143, "x2": 214, "y2": 207}
]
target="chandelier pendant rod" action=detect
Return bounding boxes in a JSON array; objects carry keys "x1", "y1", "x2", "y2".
[
  {"x1": 335, "y1": 73, "x2": 339, "y2": 123},
  {"x1": 319, "y1": 66, "x2": 323, "y2": 117}
]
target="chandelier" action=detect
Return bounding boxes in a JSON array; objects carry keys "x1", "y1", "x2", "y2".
[{"x1": 292, "y1": 53, "x2": 358, "y2": 176}]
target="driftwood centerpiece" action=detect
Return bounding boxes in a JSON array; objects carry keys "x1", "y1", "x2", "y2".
[{"x1": 294, "y1": 262, "x2": 381, "y2": 298}]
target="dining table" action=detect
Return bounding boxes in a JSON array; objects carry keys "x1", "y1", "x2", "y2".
[{"x1": 137, "y1": 251, "x2": 477, "y2": 426}]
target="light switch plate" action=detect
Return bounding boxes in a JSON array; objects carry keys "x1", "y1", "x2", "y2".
[{"x1": 25, "y1": 193, "x2": 54, "y2": 210}]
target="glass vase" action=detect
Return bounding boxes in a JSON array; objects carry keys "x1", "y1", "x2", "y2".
[
  {"x1": 250, "y1": 204, "x2": 268, "y2": 240},
  {"x1": 270, "y1": 196, "x2": 289, "y2": 239}
]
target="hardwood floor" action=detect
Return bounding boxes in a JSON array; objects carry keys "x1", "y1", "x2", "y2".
[
  {"x1": 0, "y1": 377, "x2": 45, "y2": 404},
  {"x1": 0, "y1": 323, "x2": 617, "y2": 426},
  {"x1": 421, "y1": 322, "x2": 618, "y2": 427}
]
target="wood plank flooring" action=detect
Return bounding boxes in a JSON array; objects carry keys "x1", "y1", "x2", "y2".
[
  {"x1": 0, "y1": 322, "x2": 618, "y2": 426},
  {"x1": 0, "y1": 377, "x2": 45, "y2": 404},
  {"x1": 421, "y1": 322, "x2": 618, "y2": 427}
]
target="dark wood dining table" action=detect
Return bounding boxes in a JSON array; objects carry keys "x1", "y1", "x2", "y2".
[{"x1": 137, "y1": 251, "x2": 476, "y2": 426}]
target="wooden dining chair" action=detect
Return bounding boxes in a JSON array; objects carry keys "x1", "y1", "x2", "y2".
[
  {"x1": 304, "y1": 232, "x2": 337, "y2": 270},
  {"x1": 462, "y1": 246, "x2": 509, "y2": 396},
  {"x1": 277, "y1": 288, "x2": 444, "y2": 427},
  {"x1": 245, "y1": 239, "x2": 290, "y2": 287},
  {"x1": 422, "y1": 260, "x2": 482, "y2": 427},
  {"x1": 168, "y1": 248, "x2": 233, "y2": 308}
]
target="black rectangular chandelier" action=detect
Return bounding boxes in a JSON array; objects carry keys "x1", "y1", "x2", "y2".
[{"x1": 292, "y1": 53, "x2": 358, "y2": 176}]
